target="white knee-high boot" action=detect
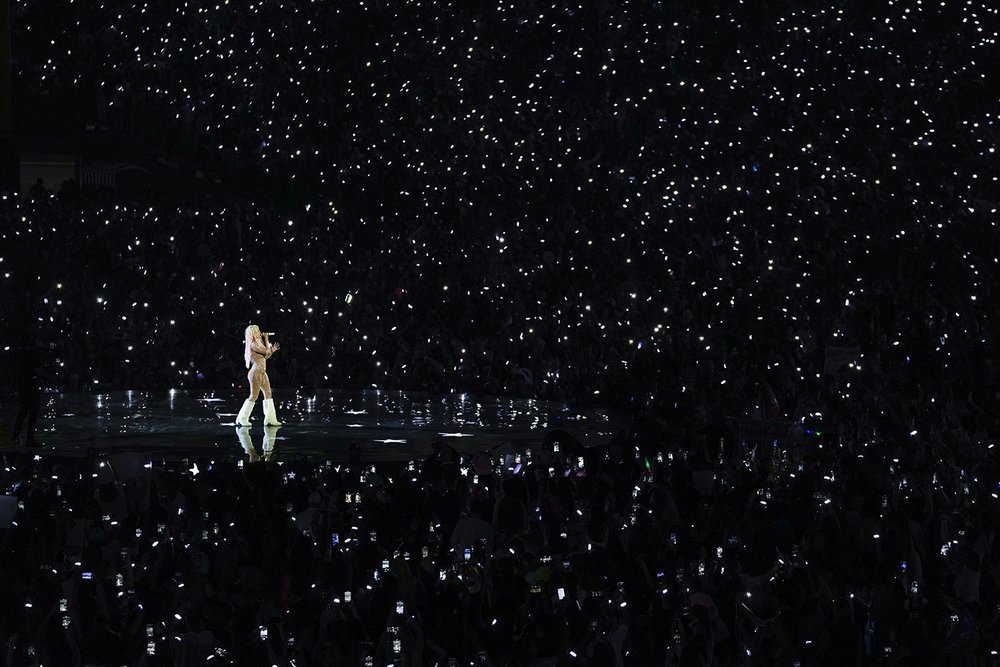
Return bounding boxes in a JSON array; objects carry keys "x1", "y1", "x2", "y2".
[
  {"x1": 263, "y1": 398, "x2": 281, "y2": 426},
  {"x1": 236, "y1": 399, "x2": 255, "y2": 427}
]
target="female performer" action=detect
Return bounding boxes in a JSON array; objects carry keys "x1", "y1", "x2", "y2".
[{"x1": 236, "y1": 325, "x2": 281, "y2": 426}]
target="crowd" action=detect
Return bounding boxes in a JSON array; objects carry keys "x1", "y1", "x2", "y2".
[
  {"x1": 2, "y1": 420, "x2": 1000, "y2": 666},
  {"x1": 2, "y1": 0, "x2": 998, "y2": 421},
  {"x1": 2, "y1": 0, "x2": 1000, "y2": 663}
]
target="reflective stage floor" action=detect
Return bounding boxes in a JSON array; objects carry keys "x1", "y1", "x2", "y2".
[{"x1": 5, "y1": 389, "x2": 626, "y2": 461}]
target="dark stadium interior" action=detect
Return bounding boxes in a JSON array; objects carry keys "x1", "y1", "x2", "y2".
[{"x1": 1, "y1": 0, "x2": 999, "y2": 664}]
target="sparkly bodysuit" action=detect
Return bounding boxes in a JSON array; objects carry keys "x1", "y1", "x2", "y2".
[{"x1": 247, "y1": 341, "x2": 273, "y2": 388}]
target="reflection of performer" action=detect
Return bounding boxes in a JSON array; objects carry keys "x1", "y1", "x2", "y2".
[
  {"x1": 236, "y1": 325, "x2": 281, "y2": 427},
  {"x1": 235, "y1": 425, "x2": 280, "y2": 462},
  {"x1": 262, "y1": 425, "x2": 279, "y2": 461},
  {"x1": 6, "y1": 287, "x2": 42, "y2": 447},
  {"x1": 10, "y1": 331, "x2": 41, "y2": 447},
  {"x1": 235, "y1": 426, "x2": 260, "y2": 462}
]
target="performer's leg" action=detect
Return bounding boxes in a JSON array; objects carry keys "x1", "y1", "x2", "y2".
[
  {"x1": 237, "y1": 371, "x2": 261, "y2": 426},
  {"x1": 262, "y1": 374, "x2": 281, "y2": 426},
  {"x1": 249, "y1": 368, "x2": 264, "y2": 401}
]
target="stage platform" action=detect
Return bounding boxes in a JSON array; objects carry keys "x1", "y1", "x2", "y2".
[{"x1": 4, "y1": 389, "x2": 626, "y2": 462}]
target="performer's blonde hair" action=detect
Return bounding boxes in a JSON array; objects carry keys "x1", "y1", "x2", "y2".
[{"x1": 244, "y1": 324, "x2": 260, "y2": 369}]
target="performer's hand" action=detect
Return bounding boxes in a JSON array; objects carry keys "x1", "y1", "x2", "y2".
[{"x1": 271, "y1": 342, "x2": 281, "y2": 352}]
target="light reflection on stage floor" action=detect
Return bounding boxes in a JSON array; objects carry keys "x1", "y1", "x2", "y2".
[{"x1": 17, "y1": 389, "x2": 625, "y2": 461}]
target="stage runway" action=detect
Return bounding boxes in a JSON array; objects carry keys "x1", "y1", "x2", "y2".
[{"x1": 6, "y1": 389, "x2": 625, "y2": 461}]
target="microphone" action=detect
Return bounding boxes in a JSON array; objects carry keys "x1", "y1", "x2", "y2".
[{"x1": 263, "y1": 332, "x2": 276, "y2": 336}]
